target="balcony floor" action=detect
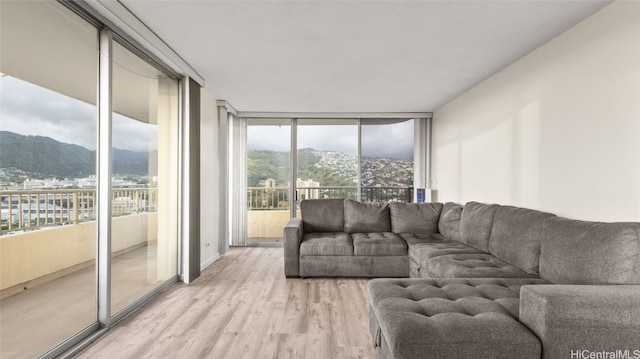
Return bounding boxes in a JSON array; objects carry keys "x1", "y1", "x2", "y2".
[{"x1": 0, "y1": 244, "x2": 163, "y2": 359}]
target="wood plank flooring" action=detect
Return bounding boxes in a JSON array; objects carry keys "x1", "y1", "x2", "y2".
[{"x1": 75, "y1": 247, "x2": 377, "y2": 359}]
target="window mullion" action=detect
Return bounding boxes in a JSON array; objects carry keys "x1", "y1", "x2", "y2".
[{"x1": 97, "y1": 27, "x2": 113, "y2": 327}]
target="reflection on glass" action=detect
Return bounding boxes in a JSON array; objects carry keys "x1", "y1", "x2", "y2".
[
  {"x1": 0, "y1": 1, "x2": 98, "y2": 357},
  {"x1": 110, "y1": 41, "x2": 179, "y2": 315},
  {"x1": 246, "y1": 122, "x2": 290, "y2": 243}
]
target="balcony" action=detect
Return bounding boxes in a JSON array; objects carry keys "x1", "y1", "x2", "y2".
[
  {"x1": 247, "y1": 186, "x2": 413, "y2": 241},
  {"x1": 1, "y1": 188, "x2": 157, "y2": 234},
  {"x1": 0, "y1": 188, "x2": 165, "y2": 358}
]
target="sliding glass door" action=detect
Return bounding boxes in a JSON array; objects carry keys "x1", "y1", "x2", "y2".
[
  {"x1": 0, "y1": 2, "x2": 99, "y2": 358},
  {"x1": 110, "y1": 42, "x2": 179, "y2": 315},
  {"x1": 0, "y1": 2, "x2": 181, "y2": 357},
  {"x1": 246, "y1": 119, "x2": 290, "y2": 244}
]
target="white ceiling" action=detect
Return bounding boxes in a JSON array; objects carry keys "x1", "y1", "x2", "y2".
[{"x1": 121, "y1": 0, "x2": 611, "y2": 113}]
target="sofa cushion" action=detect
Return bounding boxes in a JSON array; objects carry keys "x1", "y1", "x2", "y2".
[
  {"x1": 389, "y1": 202, "x2": 443, "y2": 234},
  {"x1": 300, "y1": 199, "x2": 345, "y2": 233},
  {"x1": 459, "y1": 202, "x2": 499, "y2": 251},
  {"x1": 368, "y1": 278, "x2": 547, "y2": 359},
  {"x1": 540, "y1": 217, "x2": 640, "y2": 284},
  {"x1": 300, "y1": 232, "x2": 353, "y2": 256},
  {"x1": 409, "y1": 242, "x2": 483, "y2": 279},
  {"x1": 438, "y1": 202, "x2": 463, "y2": 241},
  {"x1": 427, "y1": 253, "x2": 539, "y2": 279},
  {"x1": 409, "y1": 242, "x2": 483, "y2": 266},
  {"x1": 399, "y1": 233, "x2": 447, "y2": 246},
  {"x1": 489, "y1": 206, "x2": 556, "y2": 275},
  {"x1": 344, "y1": 199, "x2": 391, "y2": 233},
  {"x1": 352, "y1": 232, "x2": 407, "y2": 256}
]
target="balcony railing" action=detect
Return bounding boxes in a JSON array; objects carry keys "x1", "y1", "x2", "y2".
[
  {"x1": 247, "y1": 186, "x2": 413, "y2": 210},
  {"x1": 1, "y1": 188, "x2": 157, "y2": 235},
  {"x1": 360, "y1": 186, "x2": 413, "y2": 203}
]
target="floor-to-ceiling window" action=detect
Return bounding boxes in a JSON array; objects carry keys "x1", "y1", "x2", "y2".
[
  {"x1": 0, "y1": 2, "x2": 99, "y2": 357},
  {"x1": 297, "y1": 119, "x2": 359, "y2": 206},
  {"x1": 361, "y1": 119, "x2": 414, "y2": 202},
  {"x1": 0, "y1": 2, "x2": 181, "y2": 357},
  {"x1": 110, "y1": 41, "x2": 179, "y2": 315},
  {"x1": 246, "y1": 119, "x2": 290, "y2": 244},
  {"x1": 234, "y1": 116, "x2": 422, "y2": 245}
]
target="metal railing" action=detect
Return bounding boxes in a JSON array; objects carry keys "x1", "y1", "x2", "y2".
[
  {"x1": 1, "y1": 188, "x2": 157, "y2": 235},
  {"x1": 247, "y1": 186, "x2": 413, "y2": 210},
  {"x1": 361, "y1": 186, "x2": 413, "y2": 203}
]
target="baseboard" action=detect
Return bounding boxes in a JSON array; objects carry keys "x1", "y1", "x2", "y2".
[{"x1": 200, "y1": 253, "x2": 221, "y2": 271}]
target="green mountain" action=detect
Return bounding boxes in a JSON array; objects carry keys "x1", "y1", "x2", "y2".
[
  {"x1": 247, "y1": 150, "x2": 290, "y2": 187},
  {"x1": 113, "y1": 148, "x2": 153, "y2": 176},
  {"x1": 0, "y1": 131, "x2": 150, "y2": 177},
  {"x1": 248, "y1": 148, "x2": 355, "y2": 187}
]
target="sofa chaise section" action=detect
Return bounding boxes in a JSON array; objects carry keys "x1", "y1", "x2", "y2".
[
  {"x1": 368, "y1": 216, "x2": 640, "y2": 359},
  {"x1": 368, "y1": 277, "x2": 548, "y2": 359}
]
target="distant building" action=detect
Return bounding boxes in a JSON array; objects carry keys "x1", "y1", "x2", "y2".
[
  {"x1": 264, "y1": 178, "x2": 276, "y2": 188},
  {"x1": 296, "y1": 178, "x2": 320, "y2": 200},
  {"x1": 23, "y1": 179, "x2": 47, "y2": 190},
  {"x1": 78, "y1": 176, "x2": 97, "y2": 188}
]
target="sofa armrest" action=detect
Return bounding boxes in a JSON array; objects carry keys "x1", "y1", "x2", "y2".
[
  {"x1": 520, "y1": 284, "x2": 640, "y2": 359},
  {"x1": 283, "y1": 218, "x2": 303, "y2": 277}
]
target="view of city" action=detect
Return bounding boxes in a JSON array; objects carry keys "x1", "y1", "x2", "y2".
[
  {"x1": 0, "y1": 131, "x2": 155, "y2": 234},
  {"x1": 247, "y1": 147, "x2": 414, "y2": 210},
  {"x1": 0, "y1": 131, "x2": 153, "y2": 189},
  {"x1": 246, "y1": 120, "x2": 415, "y2": 213},
  {"x1": 249, "y1": 148, "x2": 413, "y2": 189}
]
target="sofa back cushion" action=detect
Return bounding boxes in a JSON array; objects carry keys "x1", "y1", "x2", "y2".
[
  {"x1": 344, "y1": 199, "x2": 391, "y2": 233},
  {"x1": 459, "y1": 202, "x2": 499, "y2": 251},
  {"x1": 489, "y1": 206, "x2": 556, "y2": 275},
  {"x1": 300, "y1": 199, "x2": 345, "y2": 233},
  {"x1": 389, "y1": 202, "x2": 443, "y2": 234},
  {"x1": 438, "y1": 202, "x2": 463, "y2": 241},
  {"x1": 540, "y1": 217, "x2": 640, "y2": 284}
]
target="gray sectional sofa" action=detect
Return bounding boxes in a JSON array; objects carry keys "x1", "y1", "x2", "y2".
[{"x1": 283, "y1": 198, "x2": 640, "y2": 359}]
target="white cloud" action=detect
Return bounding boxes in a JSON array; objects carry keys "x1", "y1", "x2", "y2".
[
  {"x1": 247, "y1": 120, "x2": 414, "y2": 160},
  {"x1": 2, "y1": 76, "x2": 413, "y2": 157},
  {"x1": 1, "y1": 76, "x2": 97, "y2": 149},
  {"x1": 362, "y1": 120, "x2": 414, "y2": 160},
  {"x1": 298, "y1": 125, "x2": 358, "y2": 156},
  {"x1": 1, "y1": 76, "x2": 155, "y2": 152}
]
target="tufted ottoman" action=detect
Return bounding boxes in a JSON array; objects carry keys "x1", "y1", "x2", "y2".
[{"x1": 368, "y1": 278, "x2": 548, "y2": 359}]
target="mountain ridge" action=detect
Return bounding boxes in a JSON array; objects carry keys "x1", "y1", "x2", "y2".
[{"x1": 0, "y1": 131, "x2": 152, "y2": 177}]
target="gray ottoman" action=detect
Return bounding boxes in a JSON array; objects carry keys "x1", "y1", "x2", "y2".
[{"x1": 368, "y1": 278, "x2": 548, "y2": 359}]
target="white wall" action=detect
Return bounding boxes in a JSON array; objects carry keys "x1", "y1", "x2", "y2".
[
  {"x1": 200, "y1": 90, "x2": 221, "y2": 269},
  {"x1": 432, "y1": 1, "x2": 640, "y2": 222}
]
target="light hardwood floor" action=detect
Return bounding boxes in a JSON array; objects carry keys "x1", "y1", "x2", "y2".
[{"x1": 75, "y1": 247, "x2": 378, "y2": 359}]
